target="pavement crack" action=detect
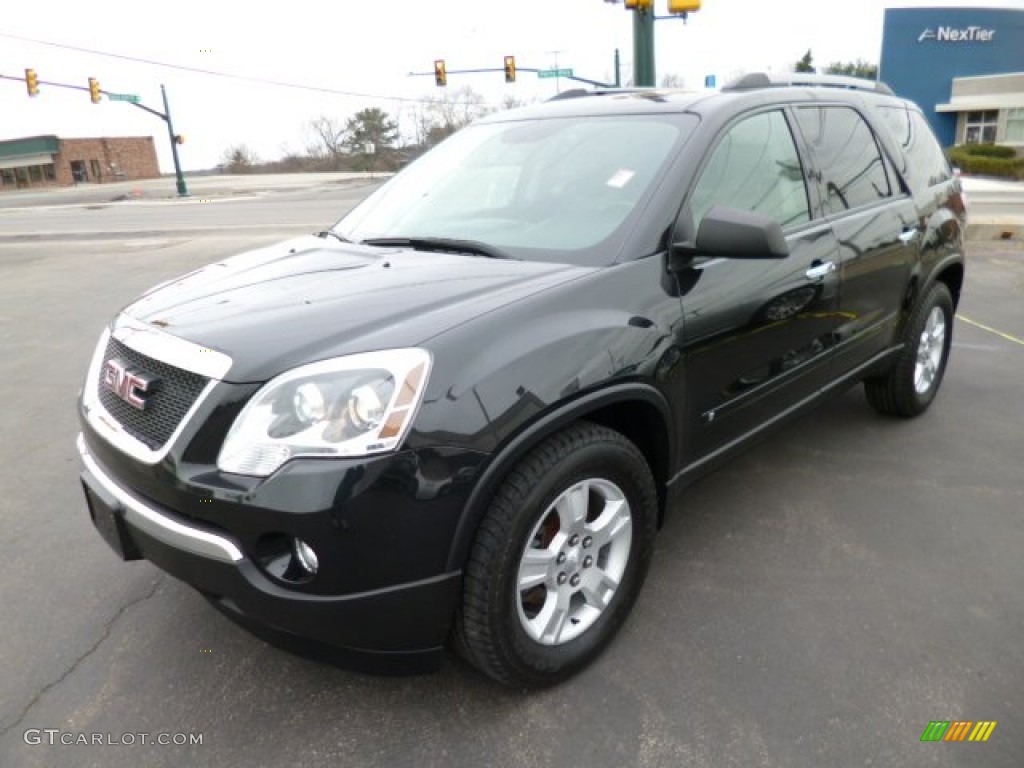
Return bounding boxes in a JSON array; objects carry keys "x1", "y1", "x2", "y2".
[{"x1": 0, "y1": 575, "x2": 164, "y2": 738}]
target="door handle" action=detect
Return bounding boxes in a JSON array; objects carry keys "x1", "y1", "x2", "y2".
[
  {"x1": 899, "y1": 227, "x2": 919, "y2": 245},
  {"x1": 805, "y1": 261, "x2": 836, "y2": 281}
]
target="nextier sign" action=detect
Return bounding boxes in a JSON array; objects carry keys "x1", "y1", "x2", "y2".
[{"x1": 918, "y1": 26, "x2": 996, "y2": 42}]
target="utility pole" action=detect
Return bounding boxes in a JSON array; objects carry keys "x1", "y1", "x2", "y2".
[{"x1": 547, "y1": 49, "x2": 565, "y2": 93}]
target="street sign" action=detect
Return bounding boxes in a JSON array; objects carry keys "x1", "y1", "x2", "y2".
[
  {"x1": 538, "y1": 68, "x2": 574, "y2": 79},
  {"x1": 107, "y1": 93, "x2": 141, "y2": 103}
]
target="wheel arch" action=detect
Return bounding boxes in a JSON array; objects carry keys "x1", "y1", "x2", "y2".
[
  {"x1": 902, "y1": 253, "x2": 965, "y2": 323},
  {"x1": 933, "y1": 259, "x2": 964, "y2": 310},
  {"x1": 445, "y1": 383, "x2": 673, "y2": 572}
]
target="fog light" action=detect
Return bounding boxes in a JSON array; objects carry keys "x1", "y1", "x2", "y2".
[{"x1": 292, "y1": 538, "x2": 319, "y2": 576}]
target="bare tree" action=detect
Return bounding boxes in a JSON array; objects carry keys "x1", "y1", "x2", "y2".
[
  {"x1": 305, "y1": 115, "x2": 348, "y2": 161},
  {"x1": 500, "y1": 94, "x2": 528, "y2": 112},
  {"x1": 220, "y1": 143, "x2": 259, "y2": 174},
  {"x1": 405, "y1": 86, "x2": 490, "y2": 150},
  {"x1": 660, "y1": 72, "x2": 684, "y2": 88}
]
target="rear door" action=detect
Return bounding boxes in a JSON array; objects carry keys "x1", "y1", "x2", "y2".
[
  {"x1": 873, "y1": 103, "x2": 965, "y2": 289},
  {"x1": 792, "y1": 104, "x2": 920, "y2": 374},
  {"x1": 675, "y1": 108, "x2": 842, "y2": 467}
]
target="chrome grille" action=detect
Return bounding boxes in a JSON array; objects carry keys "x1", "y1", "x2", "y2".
[{"x1": 96, "y1": 337, "x2": 209, "y2": 450}]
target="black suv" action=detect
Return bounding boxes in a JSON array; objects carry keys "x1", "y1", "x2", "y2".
[{"x1": 78, "y1": 75, "x2": 966, "y2": 687}]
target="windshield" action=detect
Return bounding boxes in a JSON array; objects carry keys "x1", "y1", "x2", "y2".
[{"x1": 334, "y1": 113, "x2": 698, "y2": 265}]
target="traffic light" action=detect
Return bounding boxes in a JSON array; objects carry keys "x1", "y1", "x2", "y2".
[
  {"x1": 434, "y1": 59, "x2": 447, "y2": 87},
  {"x1": 175, "y1": 134, "x2": 185, "y2": 145},
  {"x1": 88, "y1": 77, "x2": 101, "y2": 104},
  {"x1": 25, "y1": 68, "x2": 39, "y2": 97},
  {"x1": 504, "y1": 55, "x2": 516, "y2": 83},
  {"x1": 624, "y1": 0, "x2": 652, "y2": 8},
  {"x1": 668, "y1": 0, "x2": 701, "y2": 12}
]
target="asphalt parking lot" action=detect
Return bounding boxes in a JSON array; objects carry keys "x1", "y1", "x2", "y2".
[{"x1": 0, "y1": 231, "x2": 1021, "y2": 767}]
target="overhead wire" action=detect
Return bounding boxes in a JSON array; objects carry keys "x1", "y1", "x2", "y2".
[{"x1": 0, "y1": 30, "x2": 499, "y2": 107}]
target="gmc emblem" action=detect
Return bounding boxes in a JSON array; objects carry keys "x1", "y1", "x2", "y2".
[{"x1": 102, "y1": 358, "x2": 159, "y2": 411}]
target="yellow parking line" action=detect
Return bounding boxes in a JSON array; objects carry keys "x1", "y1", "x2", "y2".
[{"x1": 957, "y1": 314, "x2": 1024, "y2": 346}]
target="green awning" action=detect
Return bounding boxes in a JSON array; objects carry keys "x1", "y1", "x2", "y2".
[{"x1": 0, "y1": 135, "x2": 59, "y2": 160}]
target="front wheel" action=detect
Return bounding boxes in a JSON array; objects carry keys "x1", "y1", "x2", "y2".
[
  {"x1": 456, "y1": 422, "x2": 657, "y2": 687},
  {"x1": 865, "y1": 282, "x2": 954, "y2": 418}
]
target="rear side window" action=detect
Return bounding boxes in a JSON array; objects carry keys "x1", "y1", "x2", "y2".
[
  {"x1": 907, "y1": 110, "x2": 953, "y2": 189},
  {"x1": 690, "y1": 110, "x2": 810, "y2": 229},
  {"x1": 875, "y1": 105, "x2": 952, "y2": 191},
  {"x1": 795, "y1": 106, "x2": 891, "y2": 214},
  {"x1": 874, "y1": 105, "x2": 911, "y2": 175}
]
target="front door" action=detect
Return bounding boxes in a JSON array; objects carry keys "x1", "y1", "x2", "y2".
[{"x1": 675, "y1": 108, "x2": 842, "y2": 468}]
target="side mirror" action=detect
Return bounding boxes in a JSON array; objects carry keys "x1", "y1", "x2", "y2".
[{"x1": 674, "y1": 206, "x2": 789, "y2": 260}]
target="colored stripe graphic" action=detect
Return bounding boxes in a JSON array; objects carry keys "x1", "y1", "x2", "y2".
[
  {"x1": 944, "y1": 721, "x2": 972, "y2": 741},
  {"x1": 921, "y1": 720, "x2": 997, "y2": 743},
  {"x1": 969, "y1": 722, "x2": 997, "y2": 742}
]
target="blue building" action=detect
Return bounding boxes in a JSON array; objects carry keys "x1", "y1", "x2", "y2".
[{"x1": 880, "y1": 5, "x2": 1024, "y2": 148}]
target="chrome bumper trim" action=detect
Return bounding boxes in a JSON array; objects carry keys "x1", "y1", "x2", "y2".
[{"x1": 78, "y1": 433, "x2": 244, "y2": 564}]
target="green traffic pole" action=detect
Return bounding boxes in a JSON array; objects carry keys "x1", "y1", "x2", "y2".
[
  {"x1": 632, "y1": 9, "x2": 656, "y2": 87},
  {"x1": 161, "y1": 84, "x2": 188, "y2": 197}
]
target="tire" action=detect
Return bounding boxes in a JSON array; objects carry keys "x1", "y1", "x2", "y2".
[
  {"x1": 864, "y1": 282, "x2": 954, "y2": 418},
  {"x1": 456, "y1": 421, "x2": 658, "y2": 687}
]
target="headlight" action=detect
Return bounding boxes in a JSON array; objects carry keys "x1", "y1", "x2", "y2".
[{"x1": 217, "y1": 349, "x2": 432, "y2": 477}]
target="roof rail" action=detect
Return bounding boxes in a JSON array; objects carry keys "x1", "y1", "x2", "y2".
[
  {"x1": 722, "y1": 72, "x2": 894, "y2": 96},
  {"x1": 547, "y1": 88, "x2": 591, "y2": 101},
  {"x1": 545, "y1": 87, "x2": 662, "y2": 102}
]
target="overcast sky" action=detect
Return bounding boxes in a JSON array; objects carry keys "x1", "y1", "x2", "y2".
[{"x1": 0, "y1": 0, "x2": 1012, "y2": 171}]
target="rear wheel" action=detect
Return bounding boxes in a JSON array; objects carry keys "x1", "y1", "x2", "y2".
[
  {"x1": 456, "y1": 422, "x2": 657, "y2": 687},
  {"x1": 865, "y1": 282, "x2": 953, "y2": 417}
]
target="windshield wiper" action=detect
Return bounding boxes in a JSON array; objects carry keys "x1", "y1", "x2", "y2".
[
  {"x1": 359, "y1": 236, "x2": 514, "y2": 260},
  {"x1": 315, "y1": 230, "x2": 352, "y2": 243}
]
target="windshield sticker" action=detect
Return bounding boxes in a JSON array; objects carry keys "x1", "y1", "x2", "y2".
[{"x1": 606, "y1": 169, "x2": 635, "y2": 189}]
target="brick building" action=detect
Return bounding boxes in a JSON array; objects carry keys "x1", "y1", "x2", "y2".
[{"x1": 0, "y1": 135, "x2": 160, "y2": 189}]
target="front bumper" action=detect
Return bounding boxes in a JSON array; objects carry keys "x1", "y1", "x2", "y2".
[{"x1": 77, "y1": 433, "x2": 464, "y2": 672}]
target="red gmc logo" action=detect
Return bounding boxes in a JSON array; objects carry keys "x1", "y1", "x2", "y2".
[{"x1": 102, "y1": 358, "x2": 158, "y2": 411}]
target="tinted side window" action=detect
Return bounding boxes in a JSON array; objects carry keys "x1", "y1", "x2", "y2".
[
  {"x1": 875, "y1": 106, "x2": 953, "y2": 192},
  {"x1": 874, "y1": 105, "x2": 910, "y2": 176},
  {"x1": 795, "y1": 106, "x2": 891, "y2": 214},
  {"x1": 690, "y1": 110, "x2": 810, "y2": 229},
  {"x1": 907, "y1": 110, "x2": 953, "y2": 189}
]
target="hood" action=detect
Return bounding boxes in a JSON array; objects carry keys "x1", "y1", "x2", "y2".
[{"x1": 123, "y1": 235, "x2": 590, "y2": 382}]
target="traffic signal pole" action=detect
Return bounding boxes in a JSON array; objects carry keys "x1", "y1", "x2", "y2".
[
  {"x1": 633, "y1": 9, "x2": 656, "y2": 87},
  {"x1": 160, "y1": 85, "x2": 188, "y2": 197},
  {"x1": 3, "y1": 72, "x2": 188, "y2": 197}
]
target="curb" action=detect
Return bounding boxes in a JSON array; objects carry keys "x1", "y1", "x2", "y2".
[{"x1": 0, "y1": 226, "x2": 316, "y2": 243}]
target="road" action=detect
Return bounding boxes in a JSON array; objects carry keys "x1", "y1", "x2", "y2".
[
  {"x1": 0, "y1": 177, "x2": 382, "y2": 241},
  {"x1": 0, "y1": 172, "x2": 1019, "y2": 240},
  {"x1": 0, "y1": 186, "x2": 1022, "y2": 767}
]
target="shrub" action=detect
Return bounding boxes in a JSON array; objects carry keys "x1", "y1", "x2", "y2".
[
  {"x1": 955, "y1": 144, "x2": 1017, "y2": 159},
  {"x1": 948, "y1": 145, "x2": 1024, "y2": 179}
]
